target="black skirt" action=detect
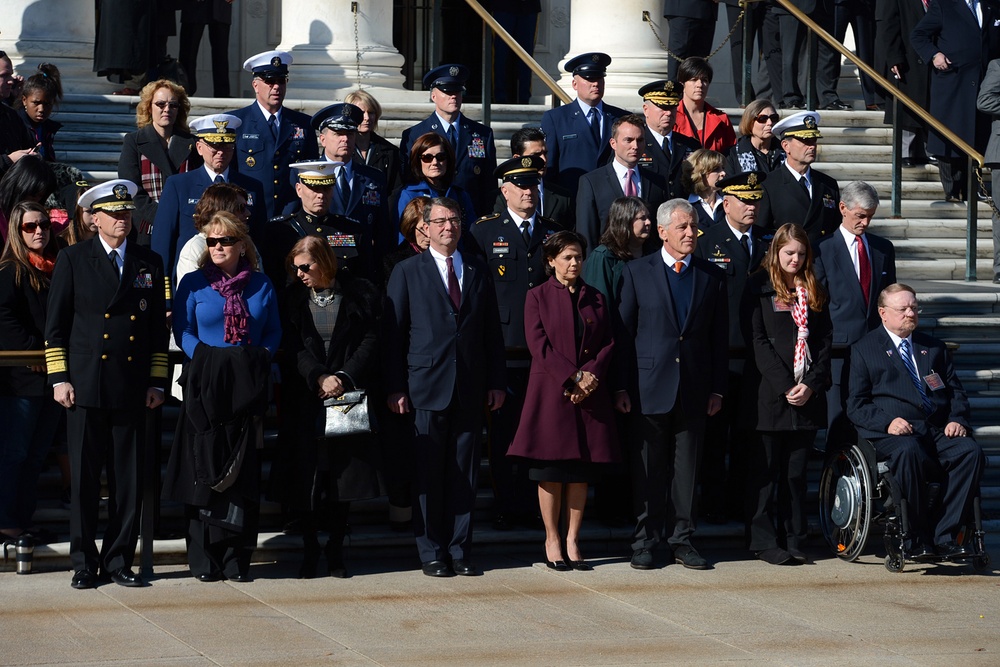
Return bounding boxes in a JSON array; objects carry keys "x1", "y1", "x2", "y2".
[{"x1": 527, "y1": 459, "x2": 599, "y2": 484}]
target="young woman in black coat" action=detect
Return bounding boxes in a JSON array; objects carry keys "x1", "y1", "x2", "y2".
[
  {"x1": 741, "y1": 223, "x2": 832, "y2": 566},
  {"x1": 284, "y1": 235, "x2": 383, "y2": 578}
]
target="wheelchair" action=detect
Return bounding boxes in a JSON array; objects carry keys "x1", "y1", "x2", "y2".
[{"x1": 818, "y1": 436, "x2": 990, "y2": 573}]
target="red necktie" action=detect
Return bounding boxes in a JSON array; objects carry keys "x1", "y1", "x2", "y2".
[
  {"x1": 446, "y1": 256, "x2": 461, "y2": 311},
  {"x1": 625, "y1": 168, "x2": 637, "y2": 197},
  {"x1": 857, "y1": 236, "x2": 871, "y2": 305}
]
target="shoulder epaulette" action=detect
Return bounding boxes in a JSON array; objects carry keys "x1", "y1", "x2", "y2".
[{"x1": 475, "y1": 212, "x2": 502, "y2": 225}]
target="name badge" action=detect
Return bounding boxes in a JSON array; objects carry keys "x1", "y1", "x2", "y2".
[
  {"x1": 187, "y1": 198, "x2": 200, "y2": 205},
  {"x1": 924, "y1": 372, "x2": 945, "y2": 391},
  {"x1": 242, "y1": 133, "x2": 260, "y2": 140},
  {"x1": 492, "y1": 241, "x2": 509, "y2": 255},
  {"x1": 562, "y1": 134, "x2": 578, "y2": 140},
  {"x1": 771, "y1": 296, "x2": 793, "y2": 312}
]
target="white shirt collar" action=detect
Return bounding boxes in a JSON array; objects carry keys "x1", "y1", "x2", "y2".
[
  {"x1": 785, "y1": 161, "x2": 812, "y2": 184},
  {"x1": 838, "y1": 225, "x2": 866, "y2": 248},
  {"x1": 661, "y1": 246, "x2": 691, "y2": 268},
  {"x1": 203, "y1": 165, "x2": 231, "y2": 182},
  {"x1": 576, "y1": 98, "x2": 603, "y2": 117},
  {"x1": 884, "y1": 327, "x2": 913, "y2": 352},
  {"x1": 257, "y1": 102, "x2": 282, "y2": 122},
  {"x1": 435, "y1": 112, "x2": 462, "y2": 133},
  {"x1": 98, "y1": 234, "x2": 128, "y2": 259}
]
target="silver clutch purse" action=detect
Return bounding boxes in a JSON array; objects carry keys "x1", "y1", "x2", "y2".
[{"x1": 323, "y1": 390, "x2": 370, "y2": 437}]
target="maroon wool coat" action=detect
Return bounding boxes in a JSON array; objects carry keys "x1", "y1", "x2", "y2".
[{"x1": 508, "y1": 276, "x2": 620, "y2": 464}]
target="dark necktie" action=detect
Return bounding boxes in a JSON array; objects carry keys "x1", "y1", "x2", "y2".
[
  {"x1": 856, "y1": 236, "x2": 871, "y2": 305},
  {"x1": 520, "y1": 219, "x2": 531, "y2": 246},
  {"x1": 898, "y1": 339, "x2": 933, "y2": 414},
  {"x1": 446, "y1": 256, "x2": 461, "y2": 311},
  {"x1": 799, "y1": 176, "x2": 810, "y2": 199},
  {"x1": 588, "y1": 107, "x2": 601, "y2": 145},
  {"x1": 213, "y1": 174, "x2": 224, "y2": 185},
  {"x1": 739, "y1": 233, "x2": 751, "y2": 259},
  {"x1": 662, "y1": 136, "x2": 672, "y2": 163},
  {"x1": 268, "y1": 113, "x2": 277, "y2": 140},
  {"x1": 109, "y1": 249, "x2": 120, "y2": 280},
  {"x1": 336, "y1": 167, "x2": 350, "y2": 212},
  {"x1": 447, "y1": 124, "x2": 457, "y2": 152}
]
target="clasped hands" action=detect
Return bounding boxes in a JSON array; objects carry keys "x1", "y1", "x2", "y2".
[
  {"x1": 566, "y1": 370, "x2": 598, "y2": 405},
  {"x1": 887, "y1": 417, "x2": 967, "y2": 439}
]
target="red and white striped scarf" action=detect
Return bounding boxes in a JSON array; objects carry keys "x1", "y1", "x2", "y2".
[{"x1": 791, "y1": 285, "x2": 811, "y2": 383}]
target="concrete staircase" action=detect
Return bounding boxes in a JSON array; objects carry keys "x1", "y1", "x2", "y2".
[{"x1": 19, "y1": 95, "x2": 999, "y2": 570}]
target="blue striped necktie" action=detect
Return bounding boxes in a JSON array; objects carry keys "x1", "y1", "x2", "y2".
[{"x1": 899, "y1": 339, "x2": 932, "y2": 414}]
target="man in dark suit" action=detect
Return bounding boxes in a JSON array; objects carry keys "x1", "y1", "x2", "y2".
[
  {"x1": 310, "y1": 103, "x2": 390, "y2": 258},
  {"x1": 229, "y1": 50, "x2": 318, "y2": 218},
  {"x1": 540, "y1": 53, "x2": 629, "y2": 195},
  {"x1": 383, "y1": 196, "x2": 506, "y2": 577},
  {"x1": 814, "y1": 180, "x2": 897, "y2": 446},
  {"x1": 178, "y1": 0, "x2": 233, "y2": 97},
  {"x1": 637, "y1": 79, "x2": 700, "y2": 199},
  {"x1": 470, "y1": 156, "x2": 560, "y2": 529},
  {"x1": 757, "y1": 111, "x2": 841, "y2": 246},
  {"x1": 847, "y1": 283, "x2": 984, "y2": 560},
  {"x1": 912, "y1": 0, "x2": 1000, "y2": 201},
  {"x1": 616, "y1": 198, "x2": 728, "y2": 570},
  {"x1": 46, "y1": 180, "x2": 169, "y2": 589},
  {"x1": 876, "y1": 0, "x2": 931, "y2": 167},
  {"x1": 694, "y1": 171, "x2": 771, "y2": 522},
  {"x1": 662, "y1": 0, "x2": 719, "y2": 80},
  {"x1": 399, "y1": 65, "x2": 497, "y2": 217},
  {"x1": 492, "y1": 127, "x2": 574, "y2": 229},
  {"x1": 151, "y1": 113, "x2": 266, "y2": 304},
  {"x1": 577, "y1": 114, "x2": 670, "y2": 255}
]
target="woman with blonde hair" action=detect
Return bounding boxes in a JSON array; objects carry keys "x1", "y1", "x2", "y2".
[
  {"x1": 345, "y1": 89, "x2": 400, "y2": 193},
  {"x1": 683, "y1": 148, "x2": 726, "y2": 231},
  {"x1": 740, "y1": 223, "x2": 832, "y2": 566}
]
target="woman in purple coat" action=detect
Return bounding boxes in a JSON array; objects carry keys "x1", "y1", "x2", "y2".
[{"x1": 509, "y1": 231, "x2": 620, "y2": 571}]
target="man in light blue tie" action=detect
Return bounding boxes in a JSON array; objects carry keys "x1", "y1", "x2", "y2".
[{"x1": 847, "y1": 283, "x2": 984, "y2": 562}]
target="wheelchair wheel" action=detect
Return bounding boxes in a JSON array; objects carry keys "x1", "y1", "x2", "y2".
[
  {"x1": 884, "y1": 553, "x2": 905, "y2": 573},
  {"x1": 819, "y1": 444, "x2": 874, "y2": 561}
]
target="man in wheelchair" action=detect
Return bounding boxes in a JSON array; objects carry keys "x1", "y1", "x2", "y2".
[{"x1": 846, "y1": 283, "x2": 985, "y2": 561}]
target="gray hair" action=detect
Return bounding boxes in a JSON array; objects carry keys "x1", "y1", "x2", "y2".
[
  {"x1": 656, "y1": 198, "x2": 696, "y2": 228},
  {"x1": 840, "y1": 180, "x2": 879, "y2": 210}
]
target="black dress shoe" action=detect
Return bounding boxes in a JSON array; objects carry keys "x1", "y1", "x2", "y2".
[
  {"x1": 936, "y1": 541, "x2": 972, "y2": 559},
  {"x1": 787, "y1": 548, "x2": 810, "y2": 564},
  {"x1": 630, "y1": 548, "x2": 654, "y2": 570},
  {"x1": 71, "y1": 569, "x2": 97, "y2": 589},
  {"x1": 901, "y1": 158, "x2": 917, "y2": 168},
  {"x1": 108, "y1": 567, "x2": 145, "y2": 587},
  {"x1": 823, "y1": 99, "x2": 852, "y2": 110},
  {"x1": 196, "y1": 572, "x2": 223, "y2": 582},
  {"x1": 567, "y1": 559, "x2": 593, "y2": 571},
  {"x1": 452, "y1": 559, "x2": 480, "y2": 576},
  {"x1": 228, "y1": 572, "x2": 253, "y2": 582},
  {"x1": 674, "y1": 546, "x2": 711, "y2": 570},
  {"x1": 756, "y1": 548, "x2": 795, "y2": 565},
  {"x1": 421, "y1": 560, "x2": 454, "y2": 577},
  {"x1": 911, "y1": 545, "x2": 937, "y2": 562},
  {"x1": 545, "y1": 559, "x2": 570, "y2": 571}
]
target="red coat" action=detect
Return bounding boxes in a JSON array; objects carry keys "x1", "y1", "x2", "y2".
[
  {"x1": 508, "y1": 277, "x2": 620, "y2": 463},
  {"x1": 673, "y1": 100, "x2": 737, "y2": 154}
]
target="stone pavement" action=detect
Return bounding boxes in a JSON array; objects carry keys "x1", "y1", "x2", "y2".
[{"x1": 2, "y1": 541, "x2": 998, "y2": 666}]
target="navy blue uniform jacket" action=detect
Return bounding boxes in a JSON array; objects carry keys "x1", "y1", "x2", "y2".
[{"x1": 540, "y1": 100, "x2": 629, "y2": 194}]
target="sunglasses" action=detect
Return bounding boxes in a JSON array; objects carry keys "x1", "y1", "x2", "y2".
[
  {"x1": 258, "y1": 75, "x2": 288, "y2": 86},
  {"x1": 294, "y1": 262, "x2": 314, "y2": 273},
  {"x1": 153, "y1": 100, "x2": 181, "y2": 110},
  {"x1": 755, "y1": 113, "x2": 780, "y2": 124},
  {"x1": 206, "y1": 236, "x2": 239, "y2": 248},
  {"x1": 21, "y1": 221, "x2": 51, "y2": 233},
  {"x1": 420, "y1": 152, "x2": 448, "y2": 163}
]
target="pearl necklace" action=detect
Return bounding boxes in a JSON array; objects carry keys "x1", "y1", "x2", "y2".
[{"x1": 310, "y1": 287, "x2": 336, "y2": 307}]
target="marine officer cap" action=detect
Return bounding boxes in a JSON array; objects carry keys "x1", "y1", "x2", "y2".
[
  {"x1": 423, "y1": 64, "x2": 470, "y2": 93},
  {"x1": 78, "y1": 179, "x2": 138, "y2": 213},
  {"x1": 638, "y1": 79, "x2": 682, "y2": 108},
  {"x1": 190, "y1": 114, "x2": 242, "y2": 143},
  {"x1": 565, "y1": 52, "x2": 612, "y2": 80},
  {"x1": 494, "y1": 155, "x2": 544, "y2": 187},
  {"x1": 291, "y1": 161, "x2": 340, "y2": 187},
  {"x1": 311, "y1": 103, "x2": 364, "y2": 133},
  {"x1": 243, "y1": 50, "x2": 293, "y2": 77},
  {"x1": 718, "y1": 171, "x2": 767, "y2": 201},
  {"x1": 772, "y1": 110, "x2": 823, "y2": 140}
]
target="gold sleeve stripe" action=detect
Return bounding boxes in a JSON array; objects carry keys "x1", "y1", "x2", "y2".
[
  {"x1": 164, "y1": 277, "x2": 172, "y2": 302},
  {"x1": 150, "y1": 353, "x2": 169, "y2": 379},
  {"x1": 45, "y1": 347, "x2": 68, "y2": 374}
]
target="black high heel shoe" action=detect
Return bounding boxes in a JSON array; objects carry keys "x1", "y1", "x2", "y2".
[
  {"x1": 325, "y1": 539, "x2": 347, "y2": 578},
  {"x1": 299, "y1": 533, "x2": 321, "y2": 579},
  {"x1": 566, "y1": 559, "x2": 593, "y2": 571}
]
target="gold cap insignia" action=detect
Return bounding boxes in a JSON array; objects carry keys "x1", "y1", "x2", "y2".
[
  {"x1": 113, "y1": 184, "x2": 128, "y2": 200},
  {"x1": 213, "y1": 120, "x2": 229, "y2": 133},
  {"x1": 270, "y1": 56, "x2": 282, "y2": 67},
  {"x1": 521, "y1": 157, "x2": 532, "y2": 168},
  {"x1": 748, "y1": 173, "x2": 758, "y2": 188},
  {"x1": 804, "y1": 115, "x2": 817, "y2": 129}
]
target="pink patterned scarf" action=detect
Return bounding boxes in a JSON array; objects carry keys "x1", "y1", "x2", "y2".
[
  {"x1": 791, "y1": 285, "x2": 811, "y2": 383},
  {"x1": 202, "y1": 257, "x2": 252, "y2": 345}
]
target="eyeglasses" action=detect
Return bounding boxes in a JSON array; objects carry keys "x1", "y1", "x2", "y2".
[
  {"x1": 420, "y1": 152, "x2": 448, "y2": 164},
  {"x1": 206, "y1": 236, "x2": 239, "y2": 247},
  {"x1": 755, "y1": 113, "x2": 780, "y2": 124},
  {"x1": 153, "y1": 100, "x2": 181, "y2": 110},
  {"x1": 21, "y1": 221, "x2": 51, "y2": 233},
  {"x1": 294, "y1": 263, "x2": 314, "y2": 273},
  {"x1": 427, "y1": 216, "x2": 462, "y2": 227},
  {"x1": 257, "y1": 75, "x2": 288, "y2": 86},
  {"x1": 883, "y1": 304, "x2": 921, "y2": 315}
]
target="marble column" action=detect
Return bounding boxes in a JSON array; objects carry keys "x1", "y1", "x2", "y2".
[
  {"x1": 554, "y1": 0, "x2": 670, "y2": 110},
  {"x1": 276, "y1": 0, "x2": 416, "y2": 102},
  {"x1": 0, "y1": 0, "x2": 112, "y2": 94}
]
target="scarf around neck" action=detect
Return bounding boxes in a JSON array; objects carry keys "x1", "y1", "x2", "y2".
[
  {"x1": 202, "y1": 257, "x2": 252, "y2": 345},
  {"x1": 791, "y1": 285, "x2": 811, "y2": 384}
]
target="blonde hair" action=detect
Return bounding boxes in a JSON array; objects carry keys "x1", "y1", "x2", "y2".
[
  {"x1": 345, "y1": 89, "x2": 383, "y2": 134},
  {"x1": 135, "y1": 79, "x2": 190, "y2": 132},
  {"x1": 683, "y1": 148, "x2": 726, "y2": 198},
  {"x1": 198, "y1": 211, "x2": 259, "y2": 271}
]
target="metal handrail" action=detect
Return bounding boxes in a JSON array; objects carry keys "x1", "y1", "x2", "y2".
[
  {"x1": 767, "y1": 0, "x2": 984, "y2": 281},
  {"x1": 461, "y1": 0, "x2": 572, "y2": 111}
]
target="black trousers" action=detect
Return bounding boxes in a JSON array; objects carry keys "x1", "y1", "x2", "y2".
[
  {"x1": 178, "y1": 20, "x2": 231, "y2": 97},
  {"x1": 746, "y1": 430, "x2": 814, "y2": 552},
  {"x1": 833, "y1": 0, "x2": 882, "y2": 107},
  {"x1": 630, "y1": 406, "x2": 706, "y2": 551},
  {"x1": 762, "y1": 7, "x2": 804, "y2": 107},
  {"x1": 665, "y1": 15, "x2": 718, "y2": 80},
  {"x1": 871, "y1": 430, "x2": 983, "y2": 547},
  {"x1": 726, "y1": 2, "x2": 770, "y2": 103},
  {"x1": 67, "y1": 405, "x2": 143, "y2": 573},
  {"x1": 412, "y1": 399, "x2": 484, "y2": 563},
  {"x1": 185, "y1": 501, "x2": 258, "y2": 579}
]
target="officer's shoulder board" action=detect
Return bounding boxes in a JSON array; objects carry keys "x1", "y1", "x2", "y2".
[
  {"x1": 474, "y1": 212, "x2": 502, "y2": 226},
  {"x1": 269, "y1": 213, "x2": 293, "y2": 224}
]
